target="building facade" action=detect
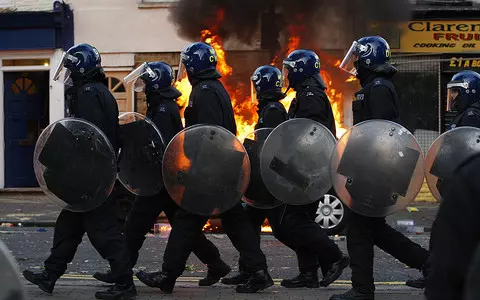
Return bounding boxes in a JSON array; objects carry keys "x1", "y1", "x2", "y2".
[{"x1": 0, "y1": 0, "x2": 73, "y2": 188}]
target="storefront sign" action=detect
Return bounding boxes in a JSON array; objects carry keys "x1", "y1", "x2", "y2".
[
  {"x1": 399, "y1": 21, "x2": 480, "y2": 53},
  {"x1": 442, "y1": 54, "x2": 480, "y2": 72}
]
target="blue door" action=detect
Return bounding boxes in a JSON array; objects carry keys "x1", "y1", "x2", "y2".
[{"x1": 4, "y1": 72, "x2": 49, "y2": 187}]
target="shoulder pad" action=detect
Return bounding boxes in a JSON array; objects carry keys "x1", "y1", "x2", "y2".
[
  {"x1": 268, "y1": 103, "x2": 279, "y2": 109},
  {"x1": 158, "y1": 104, "x2": 167, "y2": 113},
  {"x1": 200, "y1": 84, "x2": 211, "y2": 90},
  {"x1": 82, "y1": 85, "x2": 94, "y2": 92},
  {"x1": 466, "y1": 110, "x2": 480, "y2": 117},
  {"x1": 81, "y1": 83, "x2": 99, "y2": 94}
]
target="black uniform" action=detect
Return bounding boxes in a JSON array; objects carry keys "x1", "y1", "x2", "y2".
[
  {"x1": 238, "y1": 96, "x2": 288, "y2": 272},
  {"x1": 161, "y1": 75, "x2": 268, "y2": 278},
  {"x1": 425, "y1": 153, "x2": 480, "y2": 300},
  {"x1": 44, "y1": 74, "x2": 132, "y2": 285},
  {"x1": 285, "y1": 78, "x2": 345, "y2": 276},
  {"x1": 421, "y1": 102, "x2": 480, "y2": 295},
  {"x1": 288, "y1": 78, "x2": 336, "y2": 136},
  {"x1": 347, "y1": 73, "x2": 428, "y2": 294},
  {"x1": 124, "y1": 92, "x2": 222, "y2": 268},
  {"x1": 464, "y1": 242, "x2": 480, "y2": 300},
  {"x1": 449, "y1": 102, "x2": 480, "y2": 130}
]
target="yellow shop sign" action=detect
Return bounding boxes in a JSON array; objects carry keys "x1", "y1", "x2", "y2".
[{"x1": 399, "y1": 21, "x2": 480, "y2": 52}]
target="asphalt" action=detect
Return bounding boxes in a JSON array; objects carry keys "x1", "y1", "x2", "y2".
[
  {"x1": 0, "y1": 192, "x2": 435, "y2": 299},
  {"x1": 0, "y1": 192, "x2": 439, "y2": 232}
]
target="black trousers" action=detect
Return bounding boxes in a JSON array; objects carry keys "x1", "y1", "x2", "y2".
[
  {"x1": 347, "y1": 211, "x2": 429, "y2": 293},
  {"x1": 44, "y1": 199, "x2": 133, "y2": 284},
  {"x1": 125, "y1": 189, "x2": 221, "y2": 267},
  {"x1": 239, "y1": 202, "x2": 341, "y2": 275},
  {"x1": 162, "y1": 203, "x2": 267, "y2": 278}
]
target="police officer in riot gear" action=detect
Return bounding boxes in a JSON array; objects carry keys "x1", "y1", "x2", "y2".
[
  {"x1": 408, "y1": 70, "x2": 480, "y2": 292},
  {"x1": 425, "y1": 153, "x2": 480, "y2": 300},
  {"x1": 93, "y1": 61, "x2": 231, "y2": 287},
  {"x1": 284, "y1": 50, "x2": 336, "y2": 132},
  {"x1": 330, "y1": 36, "x2": 429, "y2": 300},
  {"x1": 22, "y1": 44, "x2": 136, "y2": 300},
  {"x1": 221, "y1": 63, "x2": 349, "y2": 288},
  {"x1": 222, "y1": 65, "x2": 287, "y2": 285},
  {"x1": 281, "y1": 50, "x2": 349, "y2": 288},
  {"x1": 135, "y1": 42, "x2": 274, "y2": 294},
  {"x1": 446, "y1": 70, "x2": 480, "y2": 129}
]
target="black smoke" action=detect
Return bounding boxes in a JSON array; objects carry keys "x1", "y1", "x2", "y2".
[{"x1": 168, "y1": 0, "x2": 413, "y2": 49}]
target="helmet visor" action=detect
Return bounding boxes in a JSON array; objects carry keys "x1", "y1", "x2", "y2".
[
  {"x1": 52, "y1": 52, "x2": 79, "y2": 82},
  {"x1": 124, "y1": 62, "x2": 155, "y2": 85},
  {"x1": 280, "y1": 64, "x2": 291, "y2": 93},
  {"x1": 250, "y1": 81, "x2": 258, "y2": 104},
  {"x1": 340, "y1": 41, "x2": 360, "y2": 76},
  {"x1": 446, "y1": 82, "x2": 467, "y2": 112},
  {"x1": 176, "y1": 52, "x2": 189, "y2": 82}
]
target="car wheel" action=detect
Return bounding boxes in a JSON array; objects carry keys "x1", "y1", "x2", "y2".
[{"x1": 314, "y1": 194, "x2": 346, "y2": 236}]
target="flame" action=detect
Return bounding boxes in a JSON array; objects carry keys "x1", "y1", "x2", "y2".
[
  {"x1": 201, "y1": 29, "x2": 232, "y2": 77},
  {"x1": 202, "y1": 220, "x2": 220, "y2": 233},
  {"x1": 346, "y1": 75, "x2": 357, "y2": 82},
  {"x1": 261, "y1": 225, "x2": 273, "y2": 233},
  {"x1": 173, "y1": 30, "x2": 348, "y2": 142}
]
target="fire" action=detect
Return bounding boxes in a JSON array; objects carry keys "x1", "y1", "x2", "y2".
[
  {"x1": 173, "y1": 30, "x2": 348, "y2": 141},
  {"x1": 202, "y1": 220, "x2": 220, "y2": 233}
]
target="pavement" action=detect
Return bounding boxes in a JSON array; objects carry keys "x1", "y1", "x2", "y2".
[
  {"x1": 0, "y1": 192, "x2": 434, "y2": 299},
  {"x1": 24, "y1": 280, "x2": 425, "y2": 299},
  {"x1": 2, "y1": 228, "x2": 431, "y2": 299},
  {"x1": 0, "y1": 192, "x2": 439, "y2": 232}
]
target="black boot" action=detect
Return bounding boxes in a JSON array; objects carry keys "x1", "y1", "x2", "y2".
[
  {"x1": 281, "y1": 271, "x2": 319, "y2": 288},
  {"x1": 329, "y1": 288, "x2": 375, "y2": 300},
  {"x1": 221, "y1": 271, "x2": 250, "y2": 285},
  {"x1": 199, "y1": 260, "x2": 232, "y2": 286},
  {"x1": 320, "y1": 254, "x2": 350, "y2": 287},
  {"x1": 406, "y1": 262, "x2": 429, "y2": 289},
  {"x1": 406, "y1": 276, "x2": 425, "y2": 289},
  {"x1": 95, "y1": 283, "x2": 137, "y2": 300},
  {"x1": 136, "y1": 271, "x2": 176, "y2": 293},
  {"x1": 93, "y1": 269, "x2": 117, "y2": 284},
  {"x1": 23, "y1": 269, "x2": 58, "y2": 294},
  {"x1": 235, "y1": 269, "x2": 274, "y2": 293}
]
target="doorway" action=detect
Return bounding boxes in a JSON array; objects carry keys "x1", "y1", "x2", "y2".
[{"x1": 3, "y1": 71, "x2": 49, "y2": 187}]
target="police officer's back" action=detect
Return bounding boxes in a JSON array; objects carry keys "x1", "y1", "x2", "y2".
[
  {"x1": 253, "y1": 65, "x2": 288, "y2": 130},
  {"x1": 330, "y1": 36, "x2": 428, "y2": 300},
  {"x1": 447, "y1": 71, "x2": 480, "y2": 130},
  {"x1": 424, "y1": 71, "x2": 480, "y2": 299},
  {"x1": 284, "y1": 50, "x2": 336, "y2": 136},
  {"x1": 92, "y1": 61, "x2": 230, "y2": 287},
  {"x1": 181, "y1": 44, "x2": 236, "y2": 135},
  {"x1": 22, "y1": 44, "x2": 136, "y2": 300},
  {"x1": 136, "y1": 42, "x2": 273, "y2": 294}
]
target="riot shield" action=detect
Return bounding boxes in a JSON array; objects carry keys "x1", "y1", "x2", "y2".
[
  {"x1": 117, "y1": 112, "x2": 165, "y2": 196},
  {"x1": 330, "y1": 120, "x2": 425, "y2": 217},
  {"x1": 34, "y1": 118, "x2": 117, "y2": 212},
  {"x1": 425, "y1": 126, "x2": 480, "y2": 202},
  {"x1": 260, "y1": 118, "x2": 336, "y2": 206},
  {"x1": 0, "y1": 241, "x2": 26, "y2": 300},
  {"x1": 242, "y1": 128, "x2": 283, "y2": 209},
  {"x1": 162, "y1": 125, "x2": 250, "y2": 216}
]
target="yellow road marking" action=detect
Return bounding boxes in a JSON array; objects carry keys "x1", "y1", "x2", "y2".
[{"x1": 36, "y1": 274, "x2": 406, "y2": 286}]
